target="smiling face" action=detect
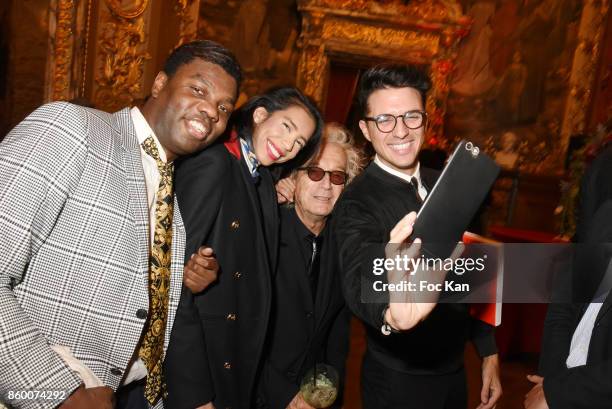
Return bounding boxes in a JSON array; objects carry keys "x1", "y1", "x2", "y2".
[
  {"x1": 294, "y1": 142, "x2": 348, "y2": 223},
  {"x1": 146, "y1": 58, "x2": 238, "y2": 161},
  {"x1": 251, "y1": 105, "x2": 316, "y2": 166},
  {"x1": 359, "y1": 87, "x2": 425, "y2": 175}
]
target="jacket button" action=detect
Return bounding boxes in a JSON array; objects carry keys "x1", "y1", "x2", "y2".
[
  {"x1": 136, "y1": 309, "x2": 148, "y2": 319},
  {"x1": 224, "y1": 362, "x2": 232, "y2": 369},
  {"x1": 110, "y1": 367, "x2": 123, "y2": 376},
  {"x1": 306, "y1": 311, "x2": 313, "y2": 318},
  {"x1": 231, "y1": 220, "x2": 240, "y2": 229},
  {"x1": 233, "y1": 271, "x2": 242, "y2": 279},
  {"x1": 226, "y1": 313, "x2": 237, "y2": 321}
]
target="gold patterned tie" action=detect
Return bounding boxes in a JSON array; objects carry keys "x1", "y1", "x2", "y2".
[{"x1": 138, "y1": 136, "x2": 174, "y2": 405}]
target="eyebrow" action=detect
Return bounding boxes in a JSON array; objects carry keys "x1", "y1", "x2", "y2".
[
  {"x1": 312, "y1": 163, "x2": 346, "y2": 172},
  {"x1": 189, "y1": 74, "x2": 236, "y2": 105},
  {"x1": 284, "y1": 116, "x2": 298, "y2": 131},
  {"x1": 189, "y1": 73, "x2": 212, "y2": 87}
]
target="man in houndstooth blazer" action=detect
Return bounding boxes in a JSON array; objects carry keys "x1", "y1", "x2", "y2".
[{"x1": 0, "y1": 41, "x2": 241, "y2": 409}]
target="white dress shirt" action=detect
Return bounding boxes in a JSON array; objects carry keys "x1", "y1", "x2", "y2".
[
  {"x1": 374, "y1": 155, "x2": 428, "y2": 200},
  {"x1": 122, "y1": 107, "x2": 171, "y2": 384}
]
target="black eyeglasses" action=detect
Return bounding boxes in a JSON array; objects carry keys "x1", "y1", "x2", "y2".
[
  {"x1": 298, "y1": 166, "x2": 348, "y2": 185},
  {"x1": 364, "y1": 110, "x2": 427, "y2": 133}
]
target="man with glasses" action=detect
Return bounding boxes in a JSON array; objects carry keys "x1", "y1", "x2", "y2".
[
  {"x1": 332, "y1": 65, "x2": 501, "y2": 409},
  {"x1": 256, "y1": 124, "x2": 362, "y2": 409}
]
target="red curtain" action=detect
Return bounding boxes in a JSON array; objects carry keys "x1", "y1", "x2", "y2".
[{"x1": 324, "y1": 64, "x2": 361, "y2": 124}]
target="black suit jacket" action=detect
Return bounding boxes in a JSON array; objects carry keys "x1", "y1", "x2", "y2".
[
  {"x1": 539, "y1": 145, "x2": 612, "y2": 408},
  {"x1": 332, "y1": 162, "x2": 497, "y2": 375},
  {"x1": 164, "y1": 138, "x2": 278, "y2": 409},
  {"x1": 258, "y1": 207, "x2": 350, "y2": 408},
  {"x1": 539, "y1": 293, "x2": 612, "y2": 409}
]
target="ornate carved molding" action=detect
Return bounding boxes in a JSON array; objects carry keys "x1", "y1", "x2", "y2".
[
  {"x1": 175, "y1": 0, "x2": 199, "y2": 48},
  {"x1": 559, "y1": 0, "x2": 611, "y2": 161},
  {"x1": 46, "y1": 0, "x2": 92, "y2": 102},
  {"x1": 321, "y1": 19, "x2": 439, "y2": 54},
  {"x1": 93, "y1": 0, "x2": 151, "y2": 112},
  {"x1": 300, "y1": 0, "x2": 464, "y2": 25},
  {"x1": 297, "y1": 44, "x2": 329, "y2": 103},
  {"x1": 105, "y1": 0, "x2": 148, "y2": 19},
  {"x1": 296, "y1": 0, "x2": 468, "y2": 142},
  {"x1": 50, "y1": 0, "x2": 76, "y2": 101}
]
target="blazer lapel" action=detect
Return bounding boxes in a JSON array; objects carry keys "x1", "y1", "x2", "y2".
[
  {"x1": 113, "y1": 108, "x2": 150, "y2": 273},
  {"x1": 595, "y1": 291, "x2": 612, "y2": 325}
]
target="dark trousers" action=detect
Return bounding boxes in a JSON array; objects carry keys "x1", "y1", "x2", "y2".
[
  {"x1": 361, "y1": 352, "x2": 467, "y2": 409},
  {"x1": 115, "y1": 379, "x2": 148, "y2": 409}
]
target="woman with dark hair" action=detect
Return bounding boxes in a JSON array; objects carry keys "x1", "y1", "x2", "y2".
[{"x1": 164, "y1": 87, "x2": 323, "y2": 409}]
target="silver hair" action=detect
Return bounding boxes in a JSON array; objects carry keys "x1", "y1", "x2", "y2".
[{"x1": 301, "y1": 123, "x2": 365, "y2": 183}]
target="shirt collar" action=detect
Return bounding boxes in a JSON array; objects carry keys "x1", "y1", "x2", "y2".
[
  {"x1": 239, "y1": 137, "x2": 260, "y2": 177},
  {"x1": 130, "y1": 107, "x2": 168, "y2": 163},
  {"x1": 374, "y1": 154, "x2": 422, "y2": 185}
]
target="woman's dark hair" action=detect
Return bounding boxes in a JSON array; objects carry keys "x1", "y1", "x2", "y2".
[
  {"x1": 163, "y1": 40, "x2": 243, "y2": 90},
  {"x1": 357, "y1": 64, "x2": 431, "y2": 116},
  {"x1": 234, "y1": 87, "x2": 323, "y2": 177}
]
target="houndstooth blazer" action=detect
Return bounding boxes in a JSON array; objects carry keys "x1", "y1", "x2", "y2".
[{"x1": 0, "y1": 102, "x2": 185, "y2": 409}]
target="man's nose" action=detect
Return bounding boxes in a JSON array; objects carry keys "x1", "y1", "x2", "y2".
[
  {"x1": 319, "y1": 172, "x2": 332, "y2": 189},
  {"x1": 197, "y1": 100, "x2": 219, "y2": 123},
  {"x1": 393, "y1": 117, "x2": 410, "y2": 139}
]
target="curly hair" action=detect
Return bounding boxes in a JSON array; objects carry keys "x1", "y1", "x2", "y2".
[{"x1": 303, "y1": 123, "x2": 365, "y2": 184}]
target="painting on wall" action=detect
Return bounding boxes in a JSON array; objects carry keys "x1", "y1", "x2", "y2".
[
  {"x1": 197, "y1": 0, "x2": 301, "y2": 105},
  {"x1": 446, "y1": 0, "x2": 583, "y2": 174}
]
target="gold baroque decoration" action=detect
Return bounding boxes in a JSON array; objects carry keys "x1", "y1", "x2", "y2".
[
  {"x1": 52, "y1": 0, "x2": 76, "y2": 101},
  {"x1": 175, "y1": 0, "x2": 197, "y2": 47},
  {"x1": 299, "y1": 0, "x2": 464, "y2": 24},
  {"x1": 559, "y1": 0, "x2": 610, "y2": 162},
  {"x1": 95, "y1": 14, "x2": 151, "y2": 111},
  {"x1": 321, "y1": 20, "x2": 439, "y2": 54},
  {"x1": 297, "y1": 45, "x2": 328, "y2": 102},
  {"x1": 104, "y1": 0, "x2": 149, "y2": 19},
  {"x1": 297, "y1": 0, "x2": 466, "y2": 145}
]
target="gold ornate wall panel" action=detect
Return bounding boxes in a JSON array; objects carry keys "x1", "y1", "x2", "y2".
[
  {"x1": 175, "y1": 0, "x2": 200, "y2": 48},
  {"x1": 92, "y1": 0, "x2": 152, "y2": 112},
  {"x1": 296, "y1": 0, "x2": 470, "y2": 143},
  {"x1": 46, "y1": 0, "x2": 91, "y2": 102},
  {"x1": 559, "y1": 0, "x2": 611, "y2": 159},
  {"x1": 45, "y1": 0, "x2": 199, "y2": 112}
]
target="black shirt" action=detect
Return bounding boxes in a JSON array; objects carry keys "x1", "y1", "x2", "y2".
[
  {"x1": 259, "y1": 207, "x2": 349, "y2": 408},
  {"x1": 332, "y1": 161, "x2": 497, "y2": 375}
]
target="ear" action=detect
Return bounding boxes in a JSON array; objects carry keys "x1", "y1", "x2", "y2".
[
  {"x1": 359, "y1": 119, "x2": 372, "y2": 142},
  {"x1": 151, "y1": 72, "x2": 169, "y2": 98},
  {"x1": 253, "y1": 106, "x2": 269, "y2": 125}
]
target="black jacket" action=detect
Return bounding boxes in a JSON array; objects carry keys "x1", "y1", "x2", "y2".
[
  {"x1": 258, "y1": 207, "x2": 350, "y2": 408},
  {"x1": 164, "y1": 139, "x2": 278, "y2": 409},
  {"x1": 332, "y1": 162, "x2": 497, "y2": 375},
  {"x1": 539, "y1": 144, "x2": 612, "y2": 409}
]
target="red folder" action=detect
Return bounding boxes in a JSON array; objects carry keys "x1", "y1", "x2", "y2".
[{"x1": 463, "y1": 232, "x2": 503, "y2": 326}]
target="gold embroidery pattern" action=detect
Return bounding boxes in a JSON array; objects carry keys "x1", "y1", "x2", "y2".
[{"x1": 138, "y1": 136, "x2": 174, "y2": 405}]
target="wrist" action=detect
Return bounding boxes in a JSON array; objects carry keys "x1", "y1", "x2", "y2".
[
  {"x1": 60, "y1": 384, "x2": 85, "y2": 407},
  {"x1": 381, "y1": 306, "x2": 400, "y2": 336},
  {"x1": 483, "y1": 354, "x2": 499, "y2": 363}
]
